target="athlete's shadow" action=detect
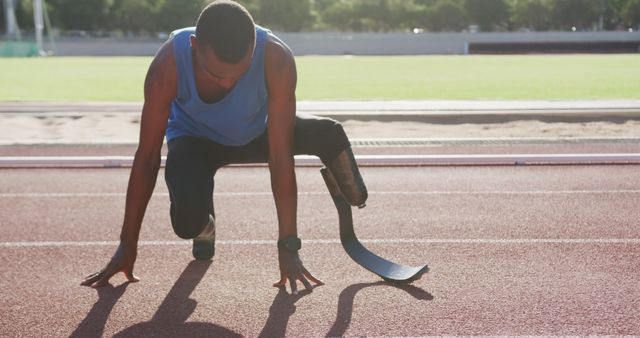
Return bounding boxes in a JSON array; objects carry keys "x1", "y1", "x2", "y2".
[
  {"x1": 70, "y1": 281, "x2": 131, "y2": 338},
  {"x1": 111, "y1": 260, "x2": 241, "y2": 337},
  {"x1": 256, "y1": 281, "x2": 432, "y2": 338},
  {"x1": 326, "y1": 281, "x2": 434, "y2": 337},
  {"x1": 257, "y1": 286, "x2": 312, "y2": 338}
]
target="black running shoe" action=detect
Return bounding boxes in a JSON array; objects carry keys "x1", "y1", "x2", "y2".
[{"x1": 192, "y1": 215, "x2": 215, "y2": 260}]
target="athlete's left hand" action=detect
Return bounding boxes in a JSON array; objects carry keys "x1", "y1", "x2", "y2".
[{"x1": 273, "y1": 249, "x2": 324, "y2": 294}]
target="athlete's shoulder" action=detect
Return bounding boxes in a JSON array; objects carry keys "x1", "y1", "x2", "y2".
[
  {"x1": 150, "y1": 35, "x2": 177, "y2": 76},
  {"x1": 144, "y1": 36, "x2": 178, "y2": 102},
  {"x1": 263, "y1": 30, "x2": 296, "y2": 99},
  {"x1": 264, "y1": 32, "x2": 294, "y2": 72}
]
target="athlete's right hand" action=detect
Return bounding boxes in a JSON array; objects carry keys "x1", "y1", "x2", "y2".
[{"x1": 81, "y1": 242, "x2": 140, "y2": 288}]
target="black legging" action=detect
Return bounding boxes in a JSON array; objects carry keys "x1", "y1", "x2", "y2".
[{"x1": 164, "y1": 114, "x2": 351, "y2": 239}]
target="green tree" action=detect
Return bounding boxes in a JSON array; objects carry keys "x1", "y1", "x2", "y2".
[
  {"x1": 321, "y1": 0, "x2": 357, "y2": 31},
  {"x1": 346, "y1": 0, "x2": 421, "y2": 32},
  {"x1": 548, "y1": 0, "x2": 603, "y2": 30},
  {"x1": 0, "y1": 1, "x2": 4, "y2": 34},
  {"x1": 414, "y1": 0, "x2": 439, "y2": 7},
  {"x1": 5, "y1": 0, "x2": 34, "y2": 32},
  {"x1": 510, "y1": 0, "x2": 552, "y2": 31},
  {"x1": 310, "y1": 0, "x2": 337, "y2": 29},
  {"x1": 230, "y1": 0, "x2": 260, "y2": 20},
  {"x1": 112, "y1": 0, "x2": 158, "y2": 32},
  {"x1": 6, "y1": 0, "x2": 635, "y2": 34},
  {"x1": 258, "y1": 0, "x2": 314, "y2": 32},
  {"x1": 622, "y1": 0, "x2": 640, "y2": 28},
  {"x1": 313, "y1": 0, "x2": 339, "y2": 12},
  {"x1": 387, "y1": 0, "x2": 423, "y2": 31},
  {"x1": 47, "y1": 0, "x2": 112, "y2": 30},
  {"x1": 353, "y1": 0, "x2": 393, "y2": 31},
  {"x1": 464, "y1": 0, "x2": 509, "y2": 31},
  {"x1": 599, "y1": 0, "x2": 627, "y2": 30},
  {"x1": 156, "y1": 0, "x2": 205, "y2": 32},
  {"x1": 423, "y1": 0, "x2": 468, "y2": 32}
]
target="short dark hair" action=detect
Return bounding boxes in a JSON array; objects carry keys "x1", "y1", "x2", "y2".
[{"x1": 195, "y1": 1, "x2": 256, "y2": 64}]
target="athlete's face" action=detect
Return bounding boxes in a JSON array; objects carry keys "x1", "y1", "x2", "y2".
[{"x1": 190, "y1": 35, "x2": 253, "y2": 90}]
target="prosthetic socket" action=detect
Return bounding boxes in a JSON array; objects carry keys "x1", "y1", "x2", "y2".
[{"x1": 325, "y1": 147, "x2": 368, "y2": 208}]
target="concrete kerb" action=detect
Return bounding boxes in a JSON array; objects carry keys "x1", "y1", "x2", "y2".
[
  {"x1": 2, "y1": 100, "x2": 640, "y2": 124},
  {"x1": 2, "y1": 153, "x2": 640, "y2": 168}
]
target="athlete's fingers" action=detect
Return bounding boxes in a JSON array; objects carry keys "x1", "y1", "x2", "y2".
[
  {"x1": 80, "y1": 271, "x2": 102, "y2": 286},
  {"x1": 83, "y1": 271, "x2": 100, "y2": 280},
  {"x1": 273, "y1": 277, "x2": 287, "y2": 287},
  {"x1": 81, "y1": 272, "x2": 101, "y2": 286},
  {"x1": 91, "y1": 267, "x2": 118, "y2": 288},
  {"x1": 303, "y1": 268, "x2": 324, "y2": 286},
  {"x1": 124, "y1": 271, "x2": 140, "y2": 283},
  {"x1": 273, "y1": 272, "x2": 287, "y2": 287},
  {"x1": 288, "y1": 272, "x2": 298, "y2": 295},
  {"x1": 298, "y1": 274, "x2": 313, "y2": 291},
  {"x1": 92, "y1": 277, "x2": 111, "y2": 288},
  {"x1": 80, "y1": 267, "x2": 109, "y2": 286}
]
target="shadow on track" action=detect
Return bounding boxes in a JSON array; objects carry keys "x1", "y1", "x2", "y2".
[
  {"x1": 70, "y1": 281, "x2": 131, "y2": 338},
  {"x1": 326, "y1": 281, "x2": 434, "y2": 337},
  {"x1": 257, "y1": 287, "x2": 312, "y2": 338},
  {"x1": 256, "y1": 281, "x2": 432, "y2": 338},
  {"x1": 105, "y1": 260, "x2": 241, "y2": 338}
]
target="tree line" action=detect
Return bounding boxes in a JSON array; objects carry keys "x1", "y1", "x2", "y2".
[{"x1": 3, "y1": 0, "x2": 640, "y2": 35}]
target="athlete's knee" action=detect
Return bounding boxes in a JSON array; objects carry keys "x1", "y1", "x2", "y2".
[
  {"x1": 171, "y1": 204, "x2": 210, "y2": 239},
  {"x1": 299, "y1": 115, "x2": 348, "y2": 145},
  {"x1": 322, "y1": 119, "x2": 348, "y2": 144},
  {"x1": 302, "y1": 117, "x2": 350, "y2": 161}
]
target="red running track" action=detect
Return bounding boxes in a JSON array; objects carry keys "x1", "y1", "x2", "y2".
[{"x1": 1, "y1": 161, "x2": 640, "y2": 336}]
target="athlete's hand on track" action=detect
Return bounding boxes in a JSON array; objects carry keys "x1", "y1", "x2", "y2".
[
  {"x1": 273, "y1": 249, "x2": 323, "y2": 295},
  {"x1": 81, "y1": 242, "x2": 140, "y2": 288}
]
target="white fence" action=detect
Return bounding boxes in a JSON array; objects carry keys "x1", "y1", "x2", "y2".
[{"x1": 47, "y1": 31, "x2": 640, "y2": 56}]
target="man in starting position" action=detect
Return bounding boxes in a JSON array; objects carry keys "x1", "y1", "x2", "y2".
[{"x1": 81, "y1": 0, "x2": 367, "y2": 294}]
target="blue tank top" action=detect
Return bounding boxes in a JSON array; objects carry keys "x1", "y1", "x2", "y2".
[{"x1": 166, "y1": 26, "x2": 269, "y2": 146}]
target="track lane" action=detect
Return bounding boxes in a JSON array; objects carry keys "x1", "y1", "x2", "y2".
[
  {"x1": 1, "y1": 165, "x2": 640, "y2": 336},
  {"x1": 1, "y1": 243, "x2": 639, "y2": 336},
  {"x1": 2, "y1": 167, "x2": 640, "y2": 243}
]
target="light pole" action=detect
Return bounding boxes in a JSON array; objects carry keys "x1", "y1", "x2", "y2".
[
  {"x1": 33, "y1": 0, "x2": 44, "y2": 55},
  {"x1": 3, "y1": 0, "x2": 20, "y2": 40}
]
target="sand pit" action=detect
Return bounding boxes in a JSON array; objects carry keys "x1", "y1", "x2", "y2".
[{"x1": 1, "y1": 112, "x2": 639, "y2": 145}]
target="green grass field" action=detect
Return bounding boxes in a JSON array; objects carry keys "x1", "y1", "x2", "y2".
[{"x1": 0, "y1": 54, "x2": 639, "y2": 101}]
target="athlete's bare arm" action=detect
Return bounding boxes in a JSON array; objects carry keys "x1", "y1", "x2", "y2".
[
  {"x1": 81, "y1": 39, "x2": 177, "y2": 287},
  {"x1": 264, "y1": 35, "x2": 323, "y2": 293}
]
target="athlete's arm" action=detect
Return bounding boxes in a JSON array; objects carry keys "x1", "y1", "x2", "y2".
[
  {"x1": 265, "y1": 37, "x2": 297, "y2": 238},
  {"x1": 81, "y1": 39, "x2": 177, "y2": 287},
  {"x1": 264, "y1": 36, "x2": 323, "y2": 294}
]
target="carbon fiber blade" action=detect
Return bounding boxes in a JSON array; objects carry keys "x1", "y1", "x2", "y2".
[{"x1": 321, "y1": 167, "x2": 429, "y2": 284}]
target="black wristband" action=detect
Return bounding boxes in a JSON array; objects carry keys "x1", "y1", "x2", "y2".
[{"x1": 277, "y1": 235, "x2": 301, "y2": 252}]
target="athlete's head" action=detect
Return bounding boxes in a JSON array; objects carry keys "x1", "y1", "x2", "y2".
[
  {"x1": 191, "y1": 1, "x2": 256, "y2": 89},
  {"x1": 195, "y1": 0, "x2": 256, "y2": 64}
]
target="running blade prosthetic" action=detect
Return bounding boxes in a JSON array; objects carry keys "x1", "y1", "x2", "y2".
[{"x1": 321, "y1": 168, "x2": 429, "y2": 284}]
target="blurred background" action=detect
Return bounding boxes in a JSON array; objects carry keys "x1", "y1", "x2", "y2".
[{"x1": 2, "y1": 0, "x2": 640, "y2": 56}]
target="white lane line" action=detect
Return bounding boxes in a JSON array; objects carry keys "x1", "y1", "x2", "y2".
[
  {"x1": 0, "y1": 192, "x2": 132, "y2": 197},
  {"x1": 1, "y1": 238, "x2": 639, "y2": 248},
  {"x1": 2, "y1": 153, "x2": 640, "y2": 167},
  {"x1": 1, "y1": 190, "x2": 640, "y2": 198}
]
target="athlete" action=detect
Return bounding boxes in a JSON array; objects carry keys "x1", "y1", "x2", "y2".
[{"x1": 81, "y1": 0, "x2": 367, "y2": 294}]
